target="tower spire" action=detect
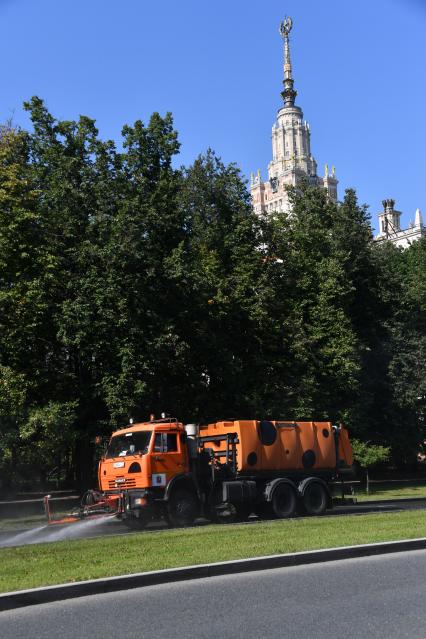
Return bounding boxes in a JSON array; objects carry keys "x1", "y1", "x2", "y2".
[{"x1": 279, "y1": 16, "x2": 297, "y2": 107}]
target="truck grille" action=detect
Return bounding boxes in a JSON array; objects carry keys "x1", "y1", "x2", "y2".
[{"x1": 108, "y1": 477, "x2": 136, "y2": 489}]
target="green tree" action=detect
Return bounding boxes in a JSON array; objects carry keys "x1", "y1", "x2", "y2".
[
  {"x1": 99, "y1": 112, "x2": 187, "y2": 423},
  {"x1": 2, "y1": 97, "x2": 425, "y2": 489},
  {"x1": 263, "y1": 183, "x2": 378, "y2": 425},
  {"x1": 352, "y1": 438, "x2": 390, "y2": 493},
  {"x1": 21, "y1": 98, "x2": 109, "y2": 486},
  {"x1": 177, "y1": 150, "x2": 268, "y2": 420},
  {"x1": 0, "y1": 124, "x2": 57, "y2": 486},
  {"x1": 384, "y1": 237, "x2": 426, "y2": 463}
]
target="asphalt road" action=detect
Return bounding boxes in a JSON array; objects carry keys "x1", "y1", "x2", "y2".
[
  {"x1": 1, "y1": 498, "x2": 426, "y2": 548},
  {"x1": 1, "y1": 550, "x2": 426, "y2": 638}
]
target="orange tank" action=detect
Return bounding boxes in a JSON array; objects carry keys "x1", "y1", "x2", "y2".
[{"x1": 199, "y1": 420, "x2": 353, "y2": 475}]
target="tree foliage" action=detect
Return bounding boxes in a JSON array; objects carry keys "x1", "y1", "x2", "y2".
[
  {"x1": 0, "y1": 99, "x2": 424, "y2": 488},
  {"x1": 351, "y1": 439, "x2": 391, "y2": 469},
  {"x1": 352, "y1": 438, "x2": 391, "y2": 493}
]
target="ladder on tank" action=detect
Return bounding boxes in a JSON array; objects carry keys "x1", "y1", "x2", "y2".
[{"x1": 198, "y1": 432, "x2": 239, "y2": 478}]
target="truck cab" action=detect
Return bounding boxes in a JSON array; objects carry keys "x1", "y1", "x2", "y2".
[{"x1": 98, "y1": 418, "x2": 194, "y2": 526}]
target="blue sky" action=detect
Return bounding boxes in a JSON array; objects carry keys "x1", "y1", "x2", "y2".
[{"x1": 1, "y1": 0, "x2": 425, "y2": 232}]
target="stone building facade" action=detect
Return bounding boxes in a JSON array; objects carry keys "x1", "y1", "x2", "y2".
[
  {"x1": 375, "y1": 199, "x2": 425, "y2": 248},
  {"x1": 250, "y1": 17, "x2": 337, "y2": 215}
]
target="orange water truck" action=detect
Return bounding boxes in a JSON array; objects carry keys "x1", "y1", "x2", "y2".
[{"x1": 45, "y1": 416, "x2": 353, "y2": 527}]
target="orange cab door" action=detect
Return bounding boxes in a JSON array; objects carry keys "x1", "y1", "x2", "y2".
[{"x1": 150, "y1": 432, "x2": 188, "y2": 489}]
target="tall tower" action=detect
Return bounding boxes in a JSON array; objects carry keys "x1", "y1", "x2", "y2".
[
  {"x1": 377, "y1": 199, "x2": 402, "y2": 238},
  {"x1": 251, "y1": 18, "x2": 338, "y2": 215},
  {"x1": 375, "y1": 198, "x2": 425, "y2": 248}
]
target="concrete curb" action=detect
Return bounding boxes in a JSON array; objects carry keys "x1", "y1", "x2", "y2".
[{"x1": 2, "y1": 537, "x2": 426, "y2": 612}]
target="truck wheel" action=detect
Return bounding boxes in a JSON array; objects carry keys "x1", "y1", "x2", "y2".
[
  {"x1": 271, "y1": 483, "x2": 297, "y2": 518},
  {"x1": 302, "y1": 482, "x2": 328, "y2": 516},
  {"x1": 167, "y1": 488, "x2": 198, "y2": 527}
]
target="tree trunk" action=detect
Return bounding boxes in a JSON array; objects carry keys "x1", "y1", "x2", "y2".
[{"x1": 74, "y1": 436, "x2": 95, "y2": 493}]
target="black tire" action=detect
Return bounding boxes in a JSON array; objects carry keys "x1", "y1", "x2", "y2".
[
  {"x1": 302, "y1": 481, "x2": 328, "y2": 516},
  {"x1": 271, "y1": 483, "x2": 297, "y2": 518},
  {"x1": 167, "y1": 488, "x2": 198, "y2": 527}
]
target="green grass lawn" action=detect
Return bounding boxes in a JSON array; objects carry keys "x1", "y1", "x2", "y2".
[
  {"x1": 354, "y1": 483, "x2": 426, "y2": 501},
  {"x1": 1, "y1": 509, "x2": 426, "y2": 594}
]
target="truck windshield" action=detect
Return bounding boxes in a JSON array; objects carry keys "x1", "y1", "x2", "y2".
[{"x1": 106, "y1": 431, "x2": 152, "y2": 458}]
